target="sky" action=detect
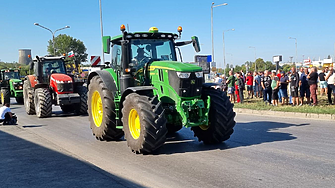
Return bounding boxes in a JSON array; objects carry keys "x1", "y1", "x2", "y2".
[{"x1": 1, "y1": 0, "x2": 335, "y2": 68}]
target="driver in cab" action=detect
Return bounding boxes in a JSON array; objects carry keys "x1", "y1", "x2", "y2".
[{"x1": 133, "y1": 48, "x2": 150, "y2": 67}]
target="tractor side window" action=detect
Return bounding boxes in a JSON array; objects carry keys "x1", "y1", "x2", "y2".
[
  {"x1": 111, "y1": 44, "x2": 122, "y2": 70},
  {"x1": 156, "y1": 40, "x2": 176, "y2": 61}
]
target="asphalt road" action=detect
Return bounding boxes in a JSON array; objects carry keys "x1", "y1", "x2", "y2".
[{"x1": 1, "y1": 99, "x2": 335, "y2": 188}]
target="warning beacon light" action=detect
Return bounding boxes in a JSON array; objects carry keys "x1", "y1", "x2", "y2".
[{"x1": 120, "y1": 24, "x2": 126, "y2": 32}]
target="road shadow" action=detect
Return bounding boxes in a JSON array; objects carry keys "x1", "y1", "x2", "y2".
[
  {"x1": 52, "y1": 110, "x2": 88, "y2": 118},
  {"x1": 0, "y1": 130, "x2": 143, "y2": 188},
  {"x1": 22, "y1": 125, "x2": 46, "y2": 128},
  {"x1": 154, "y1": 121, "x2": 310, "y2": 155}
]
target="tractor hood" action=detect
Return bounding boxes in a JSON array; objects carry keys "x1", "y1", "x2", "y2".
[
  {"x1": 50, "y1": 73, "x2": 73, "y2": 83},
  {"x1": 10, "y1": 79, "x2": 22, "y2": 83},
  {"x1": 149, "y1": 61, "x2": 202, "y2": 72}
]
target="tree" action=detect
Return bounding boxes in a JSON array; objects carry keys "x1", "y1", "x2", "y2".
[{"x1": 47, "y1": 34, "x2": 88, "y2": 63}]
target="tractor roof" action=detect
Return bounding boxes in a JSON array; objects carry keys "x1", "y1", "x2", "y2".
[
  {"x1": 111, "y1": 32, "x2": 179, "y2": 44},
  {"x1": 33, "y1": 56, "x2": 66, "y2": 61}
]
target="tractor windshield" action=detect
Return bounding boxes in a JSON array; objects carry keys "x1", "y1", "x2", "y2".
[
  {"x1": 130, "y1": 39, "x2": 176, "y2": 68},
  {"x1": 4, "y1": 71, "x2": 20, "y2": 80},
  {"x1": 42, "y1": 60, "x2": 66, "y2": 75}
]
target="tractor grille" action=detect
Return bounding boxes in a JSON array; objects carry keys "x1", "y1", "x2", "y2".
[
  {"x1": 57, "y1": 83, "x2": 73, "y2": 93},
  {"x1": 168, "y1": 71, "x2": 203, "y2": 97}
]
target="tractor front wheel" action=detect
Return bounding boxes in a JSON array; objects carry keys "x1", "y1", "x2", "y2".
[
  {"x1": 75, "y1": 86, "x2": 88, "y2": 115},
  {"x1": 1, "y1": 89, "x2": 10, "y2": 104},
  {"x1": 16, "y1": 97, "x2": 24, "y2": 104},
  {"x1": 34, "y1": 88, "x2": 52, "y2": 118},
  {"x1": 122, "y1": 93, "x2": 167, "y2": 154},
  {"x1": 23, "y1": 81, "x2": 35, "y2": 115},
  {"x1": 192, "y1": 87, "x2": 235, "y2": 144},
  {"x1": 88, "y1": 75, "x2": 123, "y2": 141}
]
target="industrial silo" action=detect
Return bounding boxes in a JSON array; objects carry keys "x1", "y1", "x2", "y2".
[{"x1": 18, "y1": 49, "x2": 32, "y2": 65}]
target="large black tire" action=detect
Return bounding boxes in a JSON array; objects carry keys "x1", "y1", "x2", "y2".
[
  {"x1": 16, "y1": 97, "x2": 24, "y2": 104},
  {"x1": 23, "y1": 81, "x2": 35, "y2": 115},
  {"x1": 34, "y1": 88, "x2": 52, "y2": 118},
  {"x1": 122, "y1": 93, "x2": 168, "y2": 154},
  {"x1": 1, "y1": 89, "x2": 10, "y2": 104},
  {"x1": 191, "y1": 87, "x2": 236, "y2": 144},
  {"x1": 88, "y1": 75, "x2": 124, "y2": 141},
  {"x1": 75, "y1": 86, "x2": 88, "y2": 115}
]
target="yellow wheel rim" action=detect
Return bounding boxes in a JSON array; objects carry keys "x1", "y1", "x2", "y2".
[
  {"x1": 1, "y1": 93, "x2": 3, "y2": 104},
  {"x1": 128, "y1": 109, "x2": 141, "y2": 139},
  {"x1": 91, "y1": 91, "x2": 103, "y2": 127}
]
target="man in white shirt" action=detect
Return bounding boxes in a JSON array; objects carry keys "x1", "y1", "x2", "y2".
[
  {"x1": 0, "y1": 103, "x2": 13, "y2": 125},
  {"x1": 214, "y1": 74, "x2": 223, "y2": 90}
]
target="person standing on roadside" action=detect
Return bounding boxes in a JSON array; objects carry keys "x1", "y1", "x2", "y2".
[
  {"x1": 261, "y1": 70, "x2": 272, "y2": 104},
  {"x1": 226, "y1": 70, "x2": 236, "y2": 103},
  {"x1": 299, "y1": 68, "x2": 310, "y2": 106},
  {"x1": 214, "y1": 74, "x2": 222, "y2": 90},
  {"x1": 271, "y1": 71, "x2": 280, "y2": 106},
  {"x1": 246, "y1": 71, "x2": 254, "y2": 99},
  {"x1": 290, "y1": 67, "x2": 300, "y2": 106},
  {"x1": 308, "y1": 67, "x2": 318, "y2": 106},
  {"x1": 277, "y1": 69, "x2": 282, "y2": 103},
  {"x1": 279, "y1": 71, "x2": 289, "y2": 105},
  {"x1": 253, "y1": 71, "x2": 260, "y2": 98},
  {"x1": 325, "y1": 67, "x2": 335, "y2": 105},
  {"x1": 238, "y1": 72, "x2": 245, "y2": 103},
  {"x1": 259, "y1": 71, "x2": 264, "y2": 98},
  {"x1": 318, "y1": 69, "x2": 328, "y2": 96}
]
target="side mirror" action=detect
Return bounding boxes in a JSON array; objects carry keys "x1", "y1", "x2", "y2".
[
  {"x1": 191, "y1": 36, "x2": 201, "y2": 53},
  {"x1": 103, "y1": 36, "x2": 111, "y2": 54},
  {"x1": 29, "y1": 62, "x2": 34, "y2": 70}
]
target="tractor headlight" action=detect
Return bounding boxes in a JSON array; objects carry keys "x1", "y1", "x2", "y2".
[
  {"x1": 195, "y1": 72, "x2": 203, "y2": 78},
  {"x1": 176, "y1": 72, "x2": 191, "y2": 79}
]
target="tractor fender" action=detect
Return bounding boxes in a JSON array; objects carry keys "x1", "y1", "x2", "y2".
[
  {"x1": 87, "y1": 70, "x2": 118, "y2": 96},
  {"x1": 202, "y1": 82, "x2": 220, "y2": 88},
  {"x1": 25, "y1": 75, "x2": 38, "y2": 88},
  {"x1": 34, "y1": 83, "x2": 49, "y2": 89}
]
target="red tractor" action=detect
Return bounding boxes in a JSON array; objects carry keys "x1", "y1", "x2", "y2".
[{"x1": 23, "y1": 56, "x2": 87, "y2": 118}]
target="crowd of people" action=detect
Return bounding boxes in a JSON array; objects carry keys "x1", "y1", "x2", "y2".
[{"x1": 214, "y1": 66, "x2": 335, "y2": 106}]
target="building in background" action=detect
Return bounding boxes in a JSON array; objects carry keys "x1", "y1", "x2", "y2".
[{"x1": 18, "y1": 49, "x2": 32, "y2": 65}]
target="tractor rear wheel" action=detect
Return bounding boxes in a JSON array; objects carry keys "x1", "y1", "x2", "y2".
[
  {"x1": 122, "y1": 93, "x2": 167, "y2": 154},
  {"x1": 88, "y1": 75, "x2": 123, "y2": 141},
  {"x1": 75, "y1": 86, "x2": 88, "y2": 115},
  {"x1": 192, "y1": 87, "x2": 235, "y2": 144},
  {"x1": 23, "y1": 81, "x2": 35, "y2": 115},
  {"x1": 34, "y1": 88, "x2": 52, "y2": 118},
  {"x1": 1, "y1": 89, "x2": 10, "y2": 104}
]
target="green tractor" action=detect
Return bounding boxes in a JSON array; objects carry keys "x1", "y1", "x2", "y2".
[
  {"x1": 87, "y1": 25, "x2": 236, "y2": 154},
  {"x1": 0, "y1": 69, "x2": 24, "y2": 104}
]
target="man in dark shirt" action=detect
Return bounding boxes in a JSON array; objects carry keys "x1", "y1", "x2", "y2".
[
  {"x1": 299, "y1": 68, "x2": 310, "y2": 105},
  {"x1": 318, "y1": 69, "x2": 327, "y2": 96},
  {"x1": 308, "y1": 67, "x2": 318, "y2": 106},
  {"x1": 290, "y1": 67, "x2": 299, "y2": 106},
  {"x1": 261, "y1": 70, "x2": 272, "y2": 104},
  {"x1": 279, "y1": 71, "x2": 289, "y2": 105}
]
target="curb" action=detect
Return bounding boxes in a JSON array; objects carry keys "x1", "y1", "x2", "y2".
[{"x1": 234, "y1": 108, "x2": 335, "y2": 121}]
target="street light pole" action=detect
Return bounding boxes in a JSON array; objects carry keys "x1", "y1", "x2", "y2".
[
  {"x1": 223, "y1": 29, "x2": 234, "y2": 76},
  {"x1": 249, "y1": 46, "x2": 256, "y2": 71},
  {"x1": 34, "y1": 23, "x2": 70, "y2": 55},
  {"x1": 211, "y1": 2, "x2": 228, "y2": 64},
  {"x1": 289, "y1": 37, "x2": 297, "y2": 67}
]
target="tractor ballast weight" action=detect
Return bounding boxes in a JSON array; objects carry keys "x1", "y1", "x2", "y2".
[
  {"x1": 23, "y1": 55, "x2": 88, "y2": 118},
  {"x1": 87, "y1": 26, "x2": 236, "y2": 154}
]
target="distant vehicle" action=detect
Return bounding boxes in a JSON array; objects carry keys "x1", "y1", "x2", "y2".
[
  {"x1": 23, "y1": 56, "x2": 87, "y2": 118},
  {"x1": 0, "y1": 68, "x2": 23, "y2": 104}
]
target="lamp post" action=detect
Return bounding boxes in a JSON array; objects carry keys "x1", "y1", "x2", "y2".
[
  {"x1": 289, "y1": 37, "x2": 297, "y2": 67},
  {"x1": 223, "y1": 28, "x2": 234, "y2": 76},
  {"x1": 249, "y1": 46, "x2": 256, "y2": 71},
  {"x1": 34, "y1": 23, "x2": 70, "y2": 55},
  {"x1": 211, "y1": 2, "x2": 228, "y2": 64}
]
